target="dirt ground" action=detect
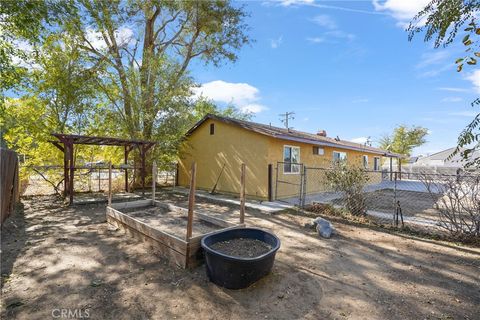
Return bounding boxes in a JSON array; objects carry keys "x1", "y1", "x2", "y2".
[
  {"x1": 122, "y1": 206, "x2": 221, "y2": 237},
  {"x1": 1, "y1": 193, "x2": 479, "y2": 320}
]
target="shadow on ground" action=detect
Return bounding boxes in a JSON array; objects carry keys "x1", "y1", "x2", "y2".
[{"x1": 1, "y1": 192, "x2": 479, "y2": 319}]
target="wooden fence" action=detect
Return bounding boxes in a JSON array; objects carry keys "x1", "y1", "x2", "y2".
[{"x1": 1, "y1": 148, "x2": 19, "y2": 225}]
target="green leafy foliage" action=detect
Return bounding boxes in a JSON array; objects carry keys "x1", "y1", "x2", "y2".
[
  {"x1": 378, "y1": 125, "x2": 429, "y2": 159},
  {"x1": 324, "y1": 161, "x2": 369, "y2": 216},
  {"x1": 2, "y1": 0, "x2": 252, "y2": 187},
  {"x1": 408, "y1": 0, "x2": 480, "y2": 167}
]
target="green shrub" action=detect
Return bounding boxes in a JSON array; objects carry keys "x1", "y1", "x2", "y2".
[{"x1": 324, "y1": 162, "x2": 369, "y2": 216}]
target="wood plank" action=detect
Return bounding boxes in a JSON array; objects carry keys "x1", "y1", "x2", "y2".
[
  {"x1": 186, "y1": 162, "x2": 196, "y2": 241},
  {"x1": 153, "y1": 201, "x2": 233, "y2": 228},
  {"x1": 188, "y1": 223, "x2": 246, "y2": 245},
  {"x1": 110, "y1": 199, "x2": 153, "y2": 210},
  {"x1": 106, "y1": 207, "x2": 187, "y2": 254},
  {"x1": 107, "y1": 216, "x2": 188, "y2": 268},
  {"x1": 196, "y1": 212, "x2": 233, "y2": 228}
]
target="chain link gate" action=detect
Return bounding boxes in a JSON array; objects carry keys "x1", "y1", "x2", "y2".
[{"x1": 274, "y1": 161, "x2": 305, "y2": 206}]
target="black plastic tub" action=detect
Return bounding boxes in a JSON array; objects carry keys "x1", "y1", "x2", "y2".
[{"x1": 201, "y1": 228, "x2": 280, "y2": 289}]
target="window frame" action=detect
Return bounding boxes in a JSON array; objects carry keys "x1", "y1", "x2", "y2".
[
  {"x1": 332, "y1": 150, "x2": 347, "y2": 162},
  {"x1": 209, "y1": 123, "x2": 215, "y2": 135},
  {"x1": 313, "y1": 146, "x2": 324, "y2": 156},
  {"x1": 362, "y1": 155, "x2": 369, "y2": 169},
  {"x1": 283, "y1": 145, "x2": 301, "y2": 174},
  {"x1": 373, "y1": 157, "x2": 381, "y2": 171}
]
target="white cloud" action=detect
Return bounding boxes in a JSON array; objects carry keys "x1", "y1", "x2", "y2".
[
  {"x1": 308, "y1": 14, "x2": 355, "y2": 44},
  {"x1": 278, "y1": 0, "x2": 314, "y2": 6},
  {"x1": 306, "y1": 37, "x2": 326, "y2": 44},
  {"x1": 270, "y1": 36, "x2": 283, "y2": 49},
  {"x1": 441, "y1": 97, "x2": 463, "y2": 103},
  {"x1": 240, "y1": 103, "x2": 268, "y2": 113},
  {"x1": 277, "y1": 0, "x2": 382, "y2": 14},
  {"x1": 193, "y1": 80, "x2": 268, "y2": 113},
  {"x1": 85, "y1": 26, "x2": 134, "y2": 51},
  {"x1": 311, "y1": 14, "x2": 337, "y2": 29},
  {"x1": 372, "y1": 0, "x2": 430, "y2": 27},
  {"x1": 350, "y1": 137, "x2": 369, "y2": 144},
  {"x1": 325, "y1": 30, "x2": 355, "y2": 41},
  {"x1": 449, "y1": 111, "x2": 479, "y2": 117},
  {"x1": 11, "y1": 40, "x2": 41, "y2": 70},
  {"x1": 416, "y1": 51, "x2": 450, "y2": 69},
  {"x1": 415, "y1": 51, "x2": 454, "y2": 77},
  {"x1": 437, "y1": 87, "x2": 469, "y2": 92},
  {"x1": 465, "y1": 69, "x2": 480, "y2": 93}
]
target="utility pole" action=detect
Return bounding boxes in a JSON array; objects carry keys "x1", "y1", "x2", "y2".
[{"x1": 279, "y1": 112, "x2": 295, "y2": 129}]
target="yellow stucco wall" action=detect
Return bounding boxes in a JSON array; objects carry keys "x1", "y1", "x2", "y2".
[
  {"x1": 178, "y1": 119, "x2": 270, "y2": 199},
  {"x1": 178, "y1": 118, "x2": 385, "y2": 200},
  {"x1": 265, "y1": 137, "x2": 383, "y2": 198}
]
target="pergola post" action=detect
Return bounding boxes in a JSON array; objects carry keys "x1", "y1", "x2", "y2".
[
  {"x1": 124, "y1": 145, "x2": 130, "y2": 193},
  {"x1": 141, "y1": 144, "x2": 146, "y2": 196},
  {"x1": 68, "y1": 139, "x2": 74, "y2": 205},
  {"x1": 50, "y1": 133, "x2": 155, "y2": 205}
]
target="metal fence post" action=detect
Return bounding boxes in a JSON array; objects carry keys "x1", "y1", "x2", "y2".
[
  {"x1": 393, "y1": 171, "x2": 397, "y2": 226},
  {"x1": 274, "y1": 162, "x2": 279, "y2": 201},
  {"x1": 301, "y1": 165, "x2": 307, "y2": 208}
]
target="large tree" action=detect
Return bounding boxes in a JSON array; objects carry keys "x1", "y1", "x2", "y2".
[
  {"x1": 379, "y1": 125, "x2": 429, "y2": 159},
  {"x1": 408, "y1": 0, "x2": 480, "y2": 167},
  {"x1": 64, "y1": 0, "x2": 250, "y2": 141}
]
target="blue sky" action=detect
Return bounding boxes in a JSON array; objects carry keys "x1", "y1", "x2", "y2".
[{"x1": 190, "y1": 0, "x2": 480, "y2": 156}]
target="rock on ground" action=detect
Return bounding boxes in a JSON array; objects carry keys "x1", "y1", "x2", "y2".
[{"x1": 313, "y1": 217, "x2": 335, "y2": 238}]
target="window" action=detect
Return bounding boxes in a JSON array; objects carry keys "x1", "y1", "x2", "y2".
[
  {"x1": 313, "y1": 146, "x2": 324, "y2": 155},
  {"x1": 373, "y1": 157, "x2": 381, "y2": 171},
  {"x1": 362, "y1": 155, "x2": 369, "y2": 169},
  {"x1": 333, "y1": 151, "x2": 347, "y2": 162},
  {"x1": 283, "y1": 146, "x2": 300, "y2": 174},
  {"x1": 210, "y1": 123, "x2": 215, "y2": 135}
]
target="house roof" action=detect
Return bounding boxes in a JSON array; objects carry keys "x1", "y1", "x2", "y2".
[
  {"x1": 416, "y1": 147, "x2": 480, "y2": 164},
  {"x1": 187, "y1": 114, "x2": 403, "y2": 158}
]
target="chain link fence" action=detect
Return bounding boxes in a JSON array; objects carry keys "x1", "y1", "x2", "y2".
[
  {"x1": 20, "y1": 163, "x2": 177, "y2": 196},
  {"x1": 274, "y1": 161, "x2": 480, "y2": 237}
]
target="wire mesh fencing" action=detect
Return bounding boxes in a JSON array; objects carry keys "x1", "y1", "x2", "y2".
[
  {"x1": 274, "y1": 162, "x2": 480, "y2": 237},
  {"x1": 20, "y1": 163, "x2": 178, "y2": 197}
]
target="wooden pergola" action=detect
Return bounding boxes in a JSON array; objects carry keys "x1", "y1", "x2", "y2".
[{"x1": 50, "y1": 133, "x2": 155, "y2": 205}]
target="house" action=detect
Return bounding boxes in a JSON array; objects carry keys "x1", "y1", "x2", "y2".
[
  {"x1": 414, "y1": 147, "x2": 480, "y2": 168},
  {"x1": 178, "y1": 114, "x2": 401, "y2": 201}
]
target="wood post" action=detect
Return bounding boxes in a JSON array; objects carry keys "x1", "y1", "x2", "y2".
[
  {"x1": 108, "y1": 161, "x2": 112, "y2": 206},
  {"x1": 141, "y1": 145, "x2": 146, "y2": 196},
  {"x1": 267, "y1": 164, "x2": 273, "y2": 202},
  {"x1": 68, "y1": 139, "x2": 74, "y2": 205},
  {"x1": 124, "y1": 146, "x2": 129, "y2": 193},
  {"x1": 186, "y1": 162, "x2": 196, "y2": 241},
  {"x1": 152, "y1": 161, "x2": 157, "y2": 202},
  {"x1": 64, "y1": 146, "x2": 68, "y2": 196},
  {"x1": 240, "y1": 163, "x2": 246, "y2": 224}
]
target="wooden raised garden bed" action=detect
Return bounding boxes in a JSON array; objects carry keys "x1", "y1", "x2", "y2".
[
  {"x1": 105, "y1": 162, "x2": 247, "y2": 269},
  {"x1": 106, "y1": 199, "x2": 244, "y2": 268}
]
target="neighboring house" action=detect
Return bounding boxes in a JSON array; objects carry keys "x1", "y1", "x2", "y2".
[
  {"x1": 178, "y1": 114, "x2": 401, "y2": 200},
  {"x1": 414, "y1": 147, "x2": 480, "y2": 168}
]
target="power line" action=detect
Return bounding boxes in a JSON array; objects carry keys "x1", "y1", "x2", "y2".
[{"x1": 279, "y1": 112, "x2": 295, "y2": 129}]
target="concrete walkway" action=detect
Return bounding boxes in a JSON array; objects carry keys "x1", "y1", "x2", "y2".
[
  {"x1": 171, "y1": 187, "x2": 293, "y2": 213},
  {"x1": 366, "y1": 210, "x2": 441, "y2": 228}
]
